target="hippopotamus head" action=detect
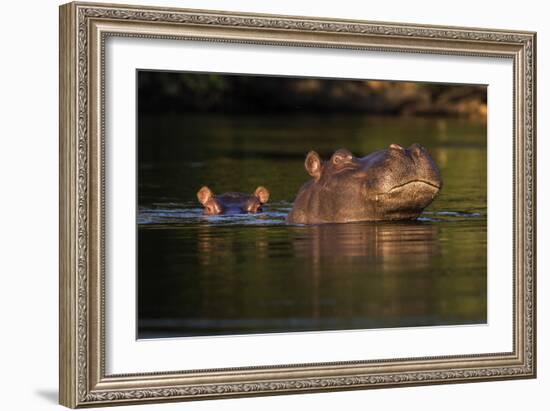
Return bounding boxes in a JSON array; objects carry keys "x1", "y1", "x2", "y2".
[
  {"x1": 197, "y1": 186, "x2": 270, "y2": 215},
  {"x1": 287, "y1": 143, "x2": 442, "y2": 224}
]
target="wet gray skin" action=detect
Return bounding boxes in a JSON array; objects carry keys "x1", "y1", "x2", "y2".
[
  {"x1": 287, "y1": 143, "x2": 442, "y2": 224},
  {"x1": 197, "y1": 186, "x2": 270, "y2": 215}
]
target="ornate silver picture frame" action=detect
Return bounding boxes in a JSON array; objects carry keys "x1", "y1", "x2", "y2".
[{"x1": 59, "y1": 1, "x2": 536, "y2": 408}]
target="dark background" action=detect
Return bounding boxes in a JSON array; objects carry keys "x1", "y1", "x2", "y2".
[{"x1": 138, "y1": 71, "x2": 487, "y2": 117}]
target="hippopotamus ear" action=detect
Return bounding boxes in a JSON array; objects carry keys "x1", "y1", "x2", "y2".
[
  {"x1": 305, "y1": 151, "x2": 322, "y2": 180},
  {"x1": 254, "y1": 186, "x2": 270, "y2": 204},
  {"x1": 197, "y1": 186, "x2": 213, "y2": 205}
]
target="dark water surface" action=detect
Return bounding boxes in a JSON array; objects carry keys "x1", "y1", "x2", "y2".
[{"x1": 138, "y1": 114, "x2": 487, "y2": 338}]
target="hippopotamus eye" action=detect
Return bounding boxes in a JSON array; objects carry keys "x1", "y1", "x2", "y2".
[{"x1": 332, "y1": 153, "x2": 352, "y2": 165}]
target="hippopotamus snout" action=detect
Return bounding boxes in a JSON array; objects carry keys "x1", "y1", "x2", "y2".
[
  {"x1": 287, "y1": 143, "x2": 442, "y2": 224},
  {"x1": 386, "y1": 143, "x2": 442, "y2": 191},
  {"x1": 375, "y1": 145, "x2": 441, "y2": 219}
]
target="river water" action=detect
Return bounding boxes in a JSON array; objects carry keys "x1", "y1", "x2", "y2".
[{"x1": 137, "y1": 114, "x2": 486, "y2": 338}]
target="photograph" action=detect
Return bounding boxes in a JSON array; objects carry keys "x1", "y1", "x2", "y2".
[{"x1": 136, "y1": 71, "x2": 488, "y2": 339}]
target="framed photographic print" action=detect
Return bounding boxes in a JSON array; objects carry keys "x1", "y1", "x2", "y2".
[{"x1": 59, "y1": 1, "x2": 537, "y2": 408}]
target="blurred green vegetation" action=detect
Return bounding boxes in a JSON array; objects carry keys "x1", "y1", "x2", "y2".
[{"x1": 138, "y1": 71, "x2": 487, "y2": 119}]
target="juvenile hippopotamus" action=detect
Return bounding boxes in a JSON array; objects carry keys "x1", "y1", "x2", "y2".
[
  {"x1": 197, "y1": 186, "x2": 270, "y2": 215},
  {"x1": 287, "y1": 143, "x2": 442, "y2": 224}
]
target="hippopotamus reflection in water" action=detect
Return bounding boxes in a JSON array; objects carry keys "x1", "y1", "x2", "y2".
[
  {"x1": 287, "y1": 143, "x2": 442, "y2": 224},
  {"x1": 197, "y1": 186, "x2": 270, "y2": 215}
]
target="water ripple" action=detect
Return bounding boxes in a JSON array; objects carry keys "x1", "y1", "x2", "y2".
[{"x1": 138, "y1": 202, "x2": 484, "y2": 226}]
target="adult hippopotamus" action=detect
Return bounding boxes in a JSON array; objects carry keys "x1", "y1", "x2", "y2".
[
  {"x1": 197, "y1": 186, "x2": 270, "y2": 215},
  {"x1": 287, "y1": 143, "x2": 442, "y2": 224}
]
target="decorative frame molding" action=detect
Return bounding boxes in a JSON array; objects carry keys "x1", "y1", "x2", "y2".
[{"x1": 59, "y1": 1, "x2": 536, "y2": 408}]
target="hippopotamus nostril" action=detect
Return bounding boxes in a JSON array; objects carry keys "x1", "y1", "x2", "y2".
[{"x1": 409, "y1": 143, "x2": 424, "y2": 157}]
